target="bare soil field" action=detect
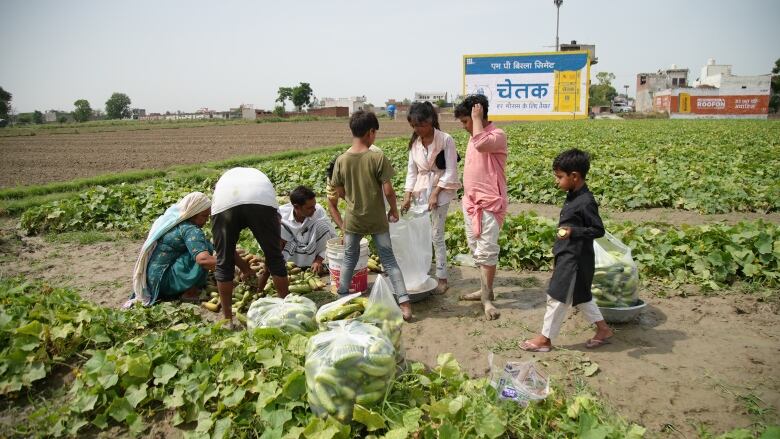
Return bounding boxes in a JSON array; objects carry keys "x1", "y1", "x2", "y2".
[
  {"x1": 1, "y1": 215, "x2": 777, "y2": 437},
  {"x1": 0, "y1": 119, "x2": 464, "y2": 188}
]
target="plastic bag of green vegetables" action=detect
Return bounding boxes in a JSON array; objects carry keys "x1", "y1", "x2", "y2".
[
  {"x1": 315, "y1": 292, "x2": 368, "y2": 330},
  {"x1": 592, "y1": 231, "x2": 639, "y2": 308},
  {"x1": 246, "y1": 295, "x2": 317, "y2": 333},
  {"x1": 305, "y1": 320, "x2": 396, "y2": 423},
  {"x1": 360, "y1": 275, "x2": 403, "y2": 358}
]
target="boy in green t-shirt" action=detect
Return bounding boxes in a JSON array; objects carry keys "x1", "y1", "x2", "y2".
[{"x1": 331, "y1": 111, "x2": 412, "y2": 320}]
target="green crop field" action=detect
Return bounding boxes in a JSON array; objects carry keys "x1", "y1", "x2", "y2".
[{"x1": 2, "y1": 119, "x2": 779, "y2": 438}]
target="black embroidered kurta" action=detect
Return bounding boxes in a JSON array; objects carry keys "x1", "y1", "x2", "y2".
[{"x1": 548, "y1": 184, "x2": 605, "y2": 305}]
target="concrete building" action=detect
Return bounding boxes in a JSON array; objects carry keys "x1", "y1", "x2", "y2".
[
  {"x1": 227, "y1": 105, "x2": 257, "y2": 120},
  {"x1": 318, "y1": 96, "x2": 367, "y2": 115},
  {"x1": 650, "y1": 59, "x2": 771, "y2": 119},
  {"x1": 635, "y1": 65, "x2": 690, "y2": 112},
  {"x1": 44, "y1": 110, "x2": 73, "y2": 123},
  {"x1": 131, "y1": 108, "x2": 146, "y2": 120},
  {"x1": 559, "y1": 40, "x2": 598, "y2": 65},
  {"x1": 414, "y1": 92, "x2": 447, "y2": 103},
  {"x1": 694, "y1": 58, "x2": 771, "y2": 92}
]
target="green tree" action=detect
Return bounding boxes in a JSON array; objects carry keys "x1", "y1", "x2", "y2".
[
  {"x1": 58, "y1": 115, "x2": 67, "y2": 124},
  {"x1": 276, "y1": 83, "x2": 314, "y2": 112},
  {"x1": 291, "y1": 82, "x2": 313, "y2": 112},
  {"x1": 276, "y1": 87, "x2": 293, "y2": 109},
  {"x1": 32, "y1": 110, "x2": 44, "y2": 124},
  {"x1": 770, "y1": 58, "x2": 780, "y2": 113},
  {"x1": 589, "y1": 71, "x2": 618, "y2": 107},
  {"x1": 105, "y1": 92, "x2": 132, "y2": 119},
  {"x1": 435, "y1": 98, "x2": 447, "y2": 108},
  {"x1": 0, "y1": 86, "x2": 11, "y2": 120},
  {"x1": 73, "y1": 99, "x2": 92, "y2": 122},
  {"x1": 273, "y1": 105, "x2": 285, "y2": 117}
]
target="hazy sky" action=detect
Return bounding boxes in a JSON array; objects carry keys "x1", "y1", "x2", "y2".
[{"x1": 2, "y1": 0, "x2": 778, "y2": 114}]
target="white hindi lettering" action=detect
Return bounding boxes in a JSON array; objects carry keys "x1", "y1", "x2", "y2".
[{"x1": 496, "y1": 80, "x2": 550, "y2": 99}]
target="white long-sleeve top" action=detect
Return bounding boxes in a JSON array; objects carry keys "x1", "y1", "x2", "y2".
[{"x1": 403, "y1": 129, "x2": 461, "y2": 207}]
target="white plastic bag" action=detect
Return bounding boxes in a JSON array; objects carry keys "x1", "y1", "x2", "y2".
[
  {"x1": 592, "y1": 231, "x2": 640, "y2": 308},
  {"x1": 246, "y1": 295, "x2": 317, "y2": 333},
  {"x1": 305, "y1": 320, "x2": 396, "y2": 422},
  {"x1": 315, "y1": 292, "x2": 363, "y2": 330},
  {"x1": 488, "y1": 353, "x2": 550, "y2": 406},
  {"x1": 389, "y1": 210, "x2": 433, "y2": 291},
  {"x1": 361, "y1": 275, "x2": 403, "y2": 357}
]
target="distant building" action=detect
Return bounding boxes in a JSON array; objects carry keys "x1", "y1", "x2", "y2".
[
  {"x1": 648, "y1": 59, "x2": 771, "y2": 119},
  {"x1": 131, "y1": 108, "x2": 146, "y2": 120},
  {"x1": 559, "y1": 40, "x2": 598, "y2": 65},
  {"x1": 44, "y1": 110, "x2": 73, "y2": 123},
  {"x1": 227, "y1": 104, "x2": 256, "y2": 120},
  {"x1": 635, "y1": 65, "x2": 690, "y2": 113},
  {"x1": 318, "y1": 96, "x2": 367, "y2": 115}
]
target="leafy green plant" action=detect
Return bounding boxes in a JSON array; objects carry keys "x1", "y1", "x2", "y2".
[
  {"x1": 0, "y1": 278, "x2": 646, "y2": 438},
  {"x1": 446, "y1": 211, "x2": 780, "y2": 291}
]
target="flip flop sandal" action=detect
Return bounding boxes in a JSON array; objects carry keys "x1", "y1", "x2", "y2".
[
  {"x1": 520, "y1": 340, "x2": 552, "y2": 352},
  {"x1": 585, "y1": 337, "x2": 612, "y2": 349}
]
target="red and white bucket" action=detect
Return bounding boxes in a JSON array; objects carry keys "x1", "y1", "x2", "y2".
[{"x1": 326, "y1": 238, "x2": 369, "y2": 293}]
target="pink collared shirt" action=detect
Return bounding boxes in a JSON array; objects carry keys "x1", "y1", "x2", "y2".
[{"x1": 462, "y1": 122, "x2": 508, "y2": 237}]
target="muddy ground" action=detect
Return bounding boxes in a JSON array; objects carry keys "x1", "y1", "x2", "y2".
[
  {"x1": 1, "y1": 205, "x2": 777, "y2": 437},
  {"x1": 0, "y1": 119, "x2": 464, "y2": 188}
]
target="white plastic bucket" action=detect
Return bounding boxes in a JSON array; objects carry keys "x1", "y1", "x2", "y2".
[{"x1": 326, "y1": 238, "x2": 369, "y2": 292}]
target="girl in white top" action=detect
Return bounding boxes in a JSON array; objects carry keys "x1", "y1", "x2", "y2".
[{"x1": 401, "y1": 101, "x2": 462, "y2": 294}]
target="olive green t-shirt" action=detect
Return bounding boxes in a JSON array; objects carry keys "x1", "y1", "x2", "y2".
[{"x1": 331, "y1": 150, "x2": 395, "y2": 234}]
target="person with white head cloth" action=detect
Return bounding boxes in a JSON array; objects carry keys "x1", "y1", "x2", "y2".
[{"x1": 125, "y1": 192, "x2": 243, "y2": 308}]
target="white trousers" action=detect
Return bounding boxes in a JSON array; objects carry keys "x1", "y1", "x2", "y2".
[
  {"x1": 430, "y1": 203, "x2": 449, "y2": 279},
  {"x1": 541, "y1": 278, "x2": 604, "y2": 340},
  {"x1": 463, "y1": 210, "x2": 500, "y2": 266}
]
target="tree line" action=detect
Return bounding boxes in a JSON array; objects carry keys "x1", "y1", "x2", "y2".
[
  {"x1": 0, "y1": 91, "x2": 132, "y2": 126},
  {"x1": 2, "y1": 58, "x2": 778, "y2": 126}
]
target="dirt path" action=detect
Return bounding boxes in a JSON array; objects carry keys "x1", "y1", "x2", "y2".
[
  {"x1": 406, "y1": 267, "x2": 780, "y2": 436},
  {"x1": 1, "y1": 218, "x2": 778, "y2": 436}
]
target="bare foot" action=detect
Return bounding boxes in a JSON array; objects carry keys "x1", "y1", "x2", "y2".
[
  {"x1": 399, "y1": 302, "x2": 413, "y2": 322},
  {"x1": 459, "y1": 290, "x2": 494, "y2": 301},
  {"x1": 432, "y1": 279, "x2": 449, "y2": 295},
  {"x1": 594, "y1": 327, "x2": 614, "y2": 341},
  {"x1": 483, "y1": 301, "x2": 500, "y2": 320},
  {"x1": 521, "y1": 335, "x2": 552, "y2": 352}
]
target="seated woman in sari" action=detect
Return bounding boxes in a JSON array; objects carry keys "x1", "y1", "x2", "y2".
[{"x1": 126, "y1": 192, "x2": 251, "y2": 307}]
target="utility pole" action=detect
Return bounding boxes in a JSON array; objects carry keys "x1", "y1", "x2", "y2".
[
  {"x1": 554, "y1": 0, "x2": 563, "y2": 51},
  {"x1": 624, "y1": 85, "x2": 629, "y2": 98}
]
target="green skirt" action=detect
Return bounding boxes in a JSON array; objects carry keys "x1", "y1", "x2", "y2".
[{"x1": 158, "y1": 252, "x2": 208, "y2": 300}]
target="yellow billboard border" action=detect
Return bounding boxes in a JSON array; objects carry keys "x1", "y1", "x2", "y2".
[{"x1": 462, "y1": 51, "x2": 591, "y2": 121}]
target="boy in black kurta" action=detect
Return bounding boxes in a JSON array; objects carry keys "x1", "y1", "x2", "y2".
[{"x1": 521, "y1": 149, "x2": 613, "y2": 352}]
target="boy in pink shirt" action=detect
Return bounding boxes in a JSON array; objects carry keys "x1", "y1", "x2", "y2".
[{"x1": 455, "y1": 95, "x2": 507, "y2": 320}]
